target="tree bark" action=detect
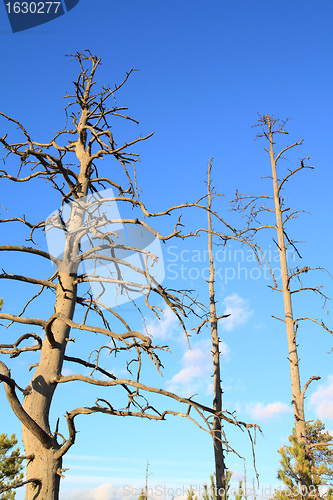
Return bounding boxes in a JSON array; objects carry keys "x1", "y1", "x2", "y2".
[
  {"x1": 266, "y1": 115, "x2": 307, "y2": 450},
  {"x1": 21, "y1": 162, "x2": 89, "y2": 499},
  {"x1": 21, "y1": 274, "x2": 76, "y2": 499},
  {"x1": 207, "y1": 161, "x2": 226, "y2": 500}
]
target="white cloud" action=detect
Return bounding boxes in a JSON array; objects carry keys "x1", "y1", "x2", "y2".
[
  {"x1": 220, "y1": 293, "x2": 253, "y2": 331},
  {"x1": 63, "y1": 482, "x2": 198, "y2": 500},
  {"x1": 146, "y1": 307, "x2": 179, "y2": 340},
  {"x1": 166, "y1": 339, "x2": 229, "y2": 396},
  {"x1": 246, "y1": 401, "x2": 292, "y2": 421},
  {"x1": 64, "y1": 483, "x2": 128, "y2": 500},
  {"x1": 309, "y1": 375, "x2": 333, "y2": 419},
  {"x1": 143, "y1": 294, "x2": 252, "y2": 341}
]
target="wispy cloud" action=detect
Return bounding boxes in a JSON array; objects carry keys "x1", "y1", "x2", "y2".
[
  {"x1": 309, "y1": 375, "x2": 333, "y2": 419},
  {"x1": 146, "y1": 307, "x2": 179, "y2": 340},
  {"x1": 63, "y1": 482, "x2": 200, "y2": 500},
  {"x1": 63, "y1": 483, "x2": 128, "y2": 500},
  {"x1": 63, "y1": 472, "x2": 246, "y2": 500},
  {"x1": 64, "y1": 480, "x2": 243, "y2": 500},
  {"x1": 220, "y1": 293, "x2": 253, "y2": 331},
  {"x1": 246, "y1": 401, "x2": 292, "y2": 421},
  {"x1": 166, "y1": 339, "x2": 229, "y2": 396}
]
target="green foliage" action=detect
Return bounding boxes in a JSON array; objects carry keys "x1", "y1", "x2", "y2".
[
  {"x1": 202, "y1": 475, "x2": 216, "y2": 500},
  {"x1": 187, "y1": 486, "x2": 199, "y2": 500},
  {"x1": 225, "y1": 471, "x2": 233, "y2": 500},
  {"x1": 187, "y1": 471, "x2": 233, "y2": 500},
  {"x1": 235, "y1": 480, "x2": 243, "y2": 500},
  {"x1": 138, "y1": 489, "x2": 146, "y2": 500},
  {"x1": 271, "y1": 420, "x2": 333, "y2": 500},
  {"x1": 307, "y1": 420, "x2": 333, "y2": 484},
  {"x1": 0, "y1": 434, "x2": 24, "y2": 499}
]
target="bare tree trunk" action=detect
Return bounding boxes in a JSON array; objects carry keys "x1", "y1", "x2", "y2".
[
  {"x1": 266, "y1": 115, "x2": 307, "y2": 450},
  {"x1": 243, "y1": 462, "x2": 247, "y2": 500},
  {"x1": 207, "y1": 161, "x2": 226, "y2": 500},
  {"x1": 145, "y1": 460, "x2": 149, "y2": 500},
  {"x1": 22, "y1": 273, "x2": 77, "y2": 499},
  {"x1": 21, "y1": 438, "x2": 62, "y2": 500},
  {"x1": 21, "y1": 159, "x2": 89, "y2": 498}
]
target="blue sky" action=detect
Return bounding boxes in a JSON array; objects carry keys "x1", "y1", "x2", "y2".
[{"x1": 0, "y1": 1, "x2": 333, "y2": 499}]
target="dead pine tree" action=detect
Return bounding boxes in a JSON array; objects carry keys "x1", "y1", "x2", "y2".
[
  {"x1": 265, "y1": 115, "x2": 310, "y2": 455},
  {"x1": 138, "y1": 460, "x2": 151, "y2": 500},
  {"x1": 232, "y1": 114, "x2": 332, "y2": 489},
  {"x1": 206, "y1": 160, "x2": 227, "y2": 500},
  {"x1": 0, "y1": 52, "x2": 252, "y2": 500},
  {"x1": 184, "y1": 160, "x2": 228, "y2": 500},
  {"x1": 185, "y1": 160, "x2": 265, "y2": 500}
]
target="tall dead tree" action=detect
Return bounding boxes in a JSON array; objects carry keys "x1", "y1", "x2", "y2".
[
  {"x1": 265, "y1": 115, "x2": 309, "y2": 452},
  {"x1": 192, "y1": 160, "x2": 228, "y2": 500},
  {"x1": 0, "y1": 52, "x2": 253, "y2": 500},
  {"x1": 206, "y1": 161, "x2": 226, "y2": 500},
  {"x1": 232, "y1": 114, "x2": 332, "y2": 488},
  {"x1": 185, "y1": 160, "x2": 265, "y2": 499}
]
